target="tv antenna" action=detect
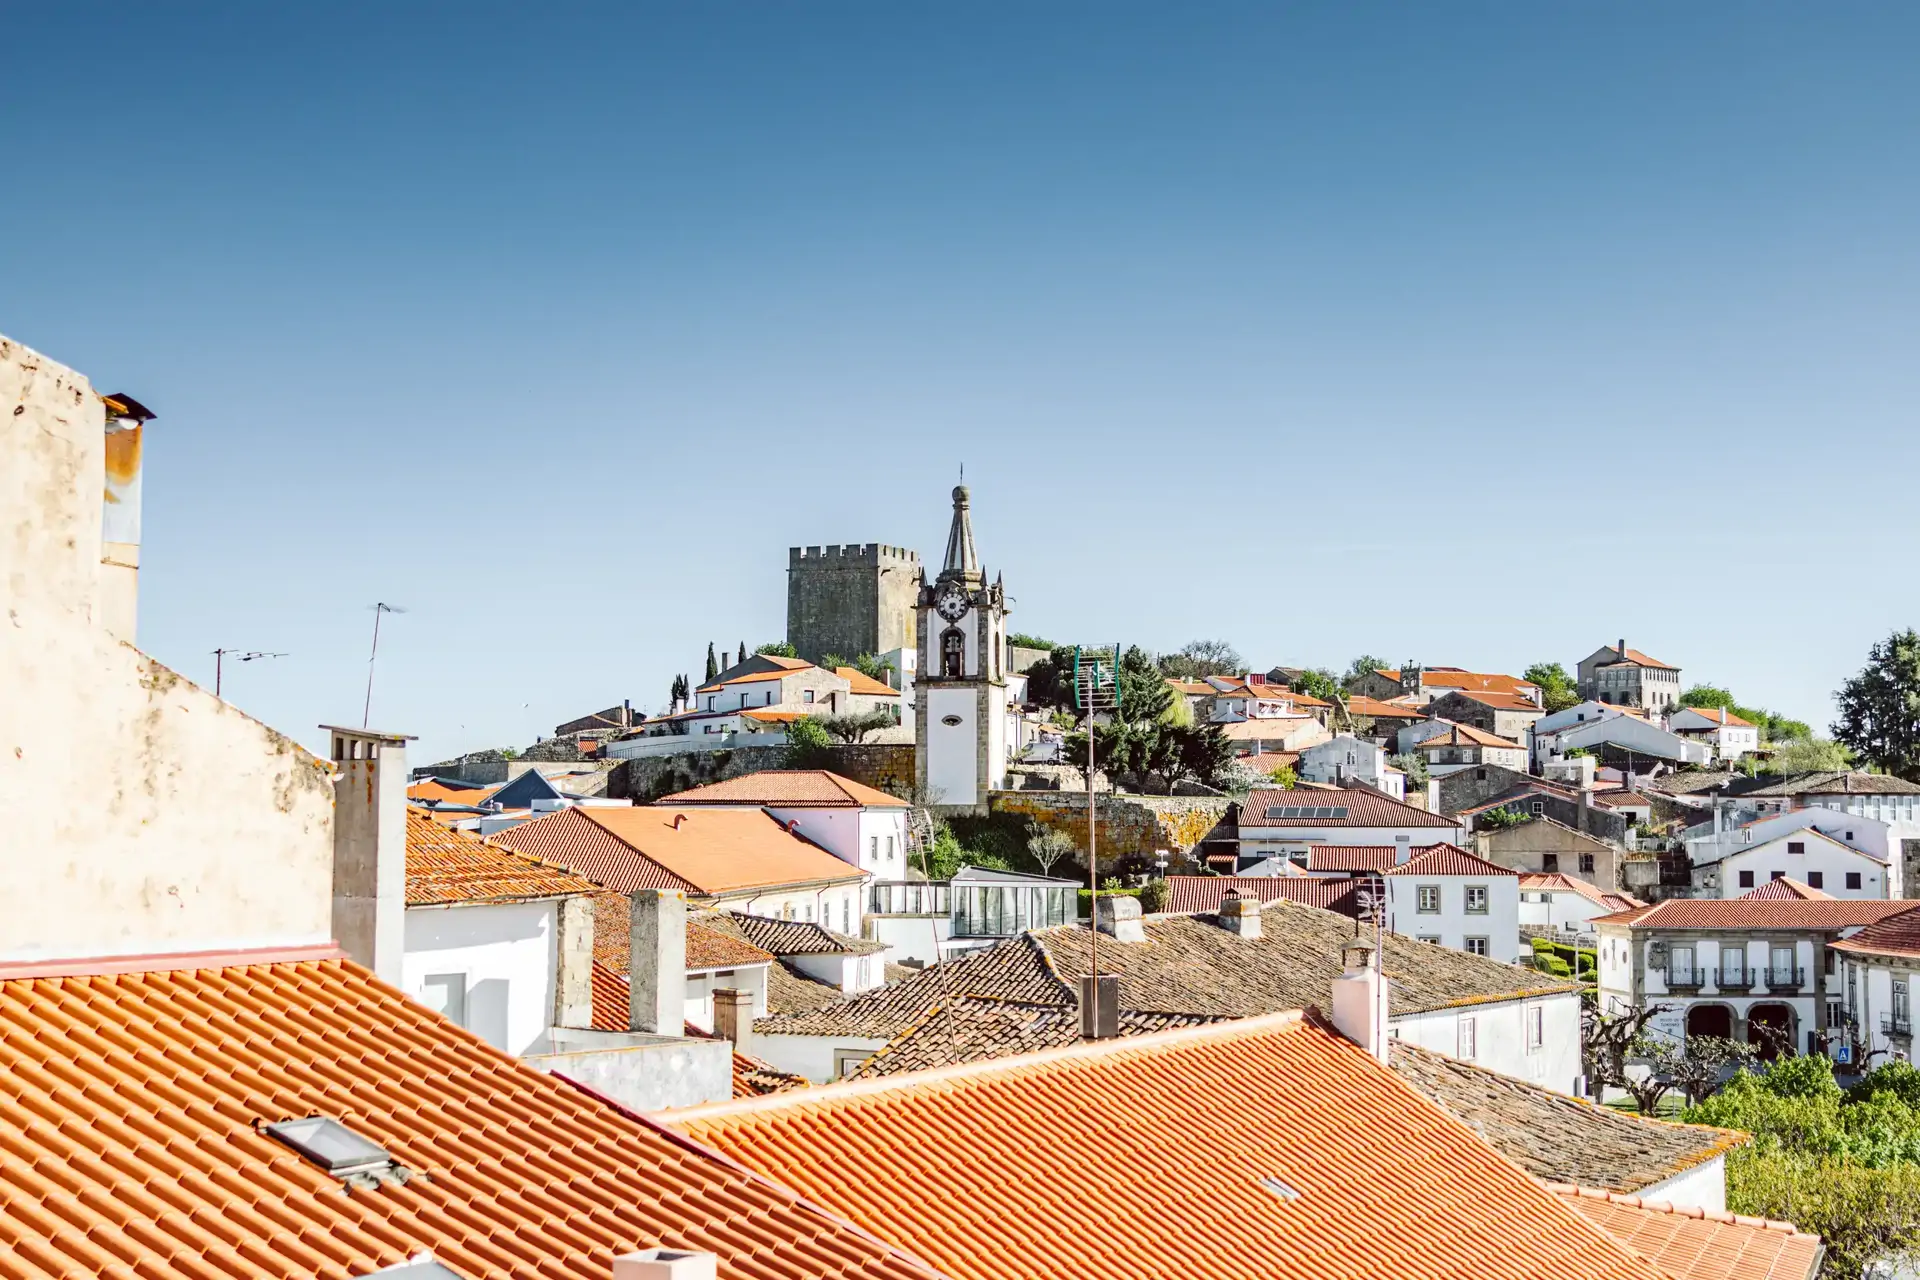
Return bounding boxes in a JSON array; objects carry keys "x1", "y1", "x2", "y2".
[
  {"x1": 363, "y1": 602, "x2": 408, "y2": 728},
  {"x1": 1071, "y1": 644, "x2": 1121, "y2": 1038},
  {"x1": 211, "y1": 648, "x2": 286, "y2": 699}
]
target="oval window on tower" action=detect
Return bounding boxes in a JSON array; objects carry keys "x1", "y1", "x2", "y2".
[{"x1": 940, "y1": 715, "x2": 963, "y2": 727}]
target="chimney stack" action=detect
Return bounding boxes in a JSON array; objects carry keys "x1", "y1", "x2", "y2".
[
  {"x1": 1330, "y1": 941, "x2": 1388, "y2": 1064},
  {"x1": 325, "y1": 724, "x2": 415, "y2": 985},
  {"x1": 1094, "y1": 895, "x2": 1145, "y2": 943},
  {"x1": 628, "y1": 889, "x2": 687, "y2": 1034},
  {"x1": 614, "y1": 1250, "x2": 718, "y2": 1280},
  {"x1": 98, "y1": 393, "x2": 154, "y2": 646},
  {"x1": 1217, "y1": 892, "x2": 1263, "y2": 939},
  {"x1": 713, "y1": 986, "x2": 754, "y2": 1055},
  {"x1": 1618, "y1": 638, "x2": 1627, "y2": 659},
  {"x1": 1079, "y1": 974, "x2": 1119, "y2": 1040}
]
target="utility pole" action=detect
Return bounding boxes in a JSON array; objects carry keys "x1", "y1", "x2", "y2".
[{"x1": 212, "y1": 648, "x2": 286, "y2": 699}]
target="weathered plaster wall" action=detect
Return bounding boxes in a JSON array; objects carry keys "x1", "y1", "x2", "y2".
[
  {"x1": 991, "y1": 791, "x2": 1232, "y2": 857},
  {"x1": 0, "y1": 335, "x2": 336, "y2": 961}
]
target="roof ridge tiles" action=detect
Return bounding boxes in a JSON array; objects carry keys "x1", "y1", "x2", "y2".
[{"x1": 1545, "y1": 1184, "x2": 1812, "y2": 1235}]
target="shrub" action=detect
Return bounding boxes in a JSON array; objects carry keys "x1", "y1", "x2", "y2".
[
  {"x1": 1077, "y1": 887, "x2": 1145, "y2": 919},
  {"x1": 1851, "y1": 1060, "x2": 1920, "y2": 1110},
  {"x1": 1139, "y1": 880, "x2": 1169, "y2": 914},
  {"x1": 1531, "y1": 937, "x2": 1557, "y2": 953},
  {"x1": 1537, "y1": 955, "x2": 1574, "y2": 977}
]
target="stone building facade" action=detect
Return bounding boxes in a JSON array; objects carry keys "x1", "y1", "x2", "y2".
[
  {"x1": 786, "y1": 543, "x2": 920, "y2": 665},
  {"x1": 1474, "y1": 817, "x2": 1625, "y2": 892}
]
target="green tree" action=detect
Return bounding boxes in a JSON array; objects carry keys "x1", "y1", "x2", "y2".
[
  {"x1": 1834, "y1": 630, "x2": 1920, "y2": 781},
  {"x1": 1159, "y1": 639, "x2": 1244, "y2": 680},
  {"x1": 1117, "y1": 645, "x2": 1174, "y2": 724},
  {"x1": 1767, "y1": 738, "x2": 1855, "y2": 774},
  {"x1": 756, "y1": 641, "x2": 798, "y2": 658},
  {"x1": 819, "y1": 651, "x2": 850, "y2": 673},
  {"x1": 704, "y1": 642, "x2": 719, "y2": 682},
  {"x1": 816, "y1": 709, "x2": 897, "y2": 743},
  {"x1": 1289, "y1": 668, "x2": 1339, "y2": 700},
  {"x1": 1007, "y1": 633, "x2": 1056, "y2": 651},
  {"x1": 1341, "y1": 654, "x2": 1390, "y2": 692},
  {"x1": 1523, "y1": 662, "x2": 1582, "y2": 713},
  {"x1": 1680, "y1": 683, "x2": 1737, "y2": 711},
  {"x1": 737, "y1": 642, "x2": 747, "y2": 666},
  {"x1": 1477, "y1": 807, "x2": 1530, "y2": 830},
  {"x1": 1267, "y1": 762, "x2": 1298, "y2": 789},
  {"x1": 1177, "y1": 721, "x2": 1234, "y2": 787},
  {"x1": 782, "y1": 715, "x2": 835, "y2": 769},
  {"x1": 1388, "y1": 752, "x2": 1430, "y2": 787},
  {"x1": 1026, "y1": 824, "x2": 1078, "y2": 877}
]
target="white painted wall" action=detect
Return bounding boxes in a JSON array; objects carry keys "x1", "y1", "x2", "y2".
[
  {"x1": 751, "y1": 1032, "x2": 892, "y2": 1082},
  {"x1": 1520, "y1": 887, "x2": 1616, "y2": 933},
  {"x1": 1385, "y1": 874, "x2": 1521, "y2": 963},
  {"x1": 1391, "y1": 993, "x2": 1583, "y2": 1094},
  {"x1": 404, "y1": 900, "x2": 559, "y2": 1057},
  {"x1": 1636, "y1": 1156, "x2": 1727, "y2": 1213},
  {"x1": 1714, "y1": 831, "x2": 1890, "y2": 899},
  {"x1": 721, "y1": 880, "x2": 869, "y2": 935},
  {"x1": 0, "y1": 334, "x2": 339, "y2": 963},
  {"x1": 1688, "y1": 808, "x2": 1891, "y2": 869},
  {"x1": 927, "y1": 687, "x2": 980, "y2": 807},
  {"x1": 1239, "y1": 825, "x2": 1464, "y2": 866},
  {"x1": 686, "y1": 963, "x2": 770, "y2": 1030}
]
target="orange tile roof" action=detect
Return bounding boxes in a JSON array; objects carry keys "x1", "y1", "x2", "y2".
[
  {"x1": 407, "y1": 778, "x2": 497, "y2": 806},
  {"x1": 1596, "y1": 899, "x2": 1915, "y2": 930},
  {"x1": 1829, "y1": 902, "x2": 1920, "y2": 959},
  {"x1": 1416, "y1": 722, "x2": 1525, "y2": 751},
  {"x1": 672, "y1": 1014, "x2": 1664, "y2": 1280},
  {"x1": 1596, "y1": 646, "x2": 1675, "y2": 670},
  {"x1": 1385, "y1": 843, "x2": 1519, "y2": 877},
  {"x1": 1419, "y1": 671, "x2": 1542, "y2": 695},
  {"x1": 490, "y1": 806, "x2": 867, "y2": 896},
  {"x1": 1675, "y1": 706, "x2": 1754, "y2": 728},
  {"x1": 1240, "y1": 787, "x2": 1460, "y2": 829},
  {"x1": 662, "y1": 769, "x2": 908, "y2": 809},
  {"x1": 1344, "y1": 695, "x2": 1426, "y2": 718},
  {"x1": 1549, "y1": 1186, "x2": 1822, "y2": 1280},
  {"x1": 1162, "y1": 876, "x2": 1362, "y2": 913},
  {"x1": 1306, "y1": 845, "x2": 1399, "y2": 873},
  {"x1": 1441, "y1": 689, "x2": 1547, "y2": 712},
  {"x1": 1737, "y1": 877, "x2": 1834, "y2": 901},
  {"x1": 405, "y1": 808, "x2": 604, "y2": 906},
  {"x1": 741, "y1": 707, "x2": 813, "y2": 723},
  {"x1": 0, "y1": 953, "x2": 944, "y2": 1280},
  {"x1": 834, "y1": 666, "x2": 903, "y2": 697},
  {"x1": 1518, "y1": 873, "x2": 1637, "y2": 909}
]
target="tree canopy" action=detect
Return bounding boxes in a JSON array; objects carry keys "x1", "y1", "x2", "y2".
[
  {"x1": 1006, "y1": 633, "x2": 1056, "y2": 651},
  {"x1": 1834, "y1": 629, "x2": 1920, "y2": 782},
  {"x1": 1341, "y1": 654, "x2": 1389, "y2": 691},
  {"x1": 1158, "y1": 639, "x2": 1244, "y2": 680},
  {"x1": 1767, "y1": 737, "x2": 1854, "y2": 773},
  {"x1": 755, "y1": 641, "x2": 797, "y2": 658},
  {"x1": 1523, "y1": 662, "x2": 1582, "y2": 712},
  {"x1": 1288, "y1": 668, "x2": 1339, "y2": 700}
]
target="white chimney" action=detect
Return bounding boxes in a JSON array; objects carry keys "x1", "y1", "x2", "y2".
[
  {"x1": 1217, "y1": 892, "x2": 1262, "y2": 939},
  {"x1": 1330, "y1": 941, "x2": 1388, "y2": 1064},
  {"x1": 713, "y1": 986, "x2": 753, "y2": 1055},
  {"x1": 325, "y1": 724, "x2": 416, "y2": 985},
  {"x1": 629, "y1": 889, "x2": 687, "y2": 1034},
  {"x1": 1094, "y1": 895, "x2": 1144, "y2": 943},
  {"x1": 614, "y1": 1249, "x2": 717, "y2": 1280}
]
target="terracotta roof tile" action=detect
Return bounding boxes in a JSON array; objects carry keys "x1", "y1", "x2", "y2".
[
  {"x1": 1416, "y1": 721, "x2": 1526, "y2": 751},
  {"x1": 1390, "y1": 1042, "x2": 1744, "y2": 1192},
  {"x1": 489, "y1": 806, "x2": 867, "y2": 896},
  {"x1": 1307, "y1": 845, "x2": 1400, "y2": 873},
  {"x1": 1723, "y1": 770, "x2": 1920, "y2": 798},
  {"x1": 407, "y1": 778, "x2": 497, "y2": 806},
  {"x1": 1673, "y1": 706, "x2": 1754, "y2": 729},
  {"x1": 1239, "y1": 787, "x2": 1460, "y2": 829},
  {"x1": 1598, "y1": 899, "x2": 1915, "y2": 930},
  {"x1": 833, "y1": 667, "x2": 903, "y2": 697},
  {"x1": 766, "y1": 960, "x2": 852, "y2": 1014},
  {"x1": 0, "y1": 954, "x2": 945, "y2": 1280},
  {"x1": 725, "y1": 913, "x2": 890, "y2": 956},
  {"x1": 588, "y1": 965, "x2": 808, "y2": 1097},
  {"x1": 1386, "y1": 843, "x2": 1519, "y2": 877},
  {"x1": 849, "y1": 998, "x2": 1223, "y2": 1077},
  {"x1": 1163, "y1": 875, "x2": 1362, "y2": 913},
  {"x1": 662, "y1": 769, "x2": 907, "y2": 809},
  {"x1": 674, "y1": 1015, "x2": 1666, "y2": 1280},
  {"x1": 1829, "y1": 902, "x2": 1920, "y2": 959},
  {"x1": 588, "y1": 895, "x2": 773, "y2": 981},
  {"x1": 1549, "y1": 1185, "x2": 1822, "y2": 1280},
  {"x1": 1737, "y1": 877, "x2": 1835, "y2": 901},
  {"x1": 405, "y1": 808, "x2": 603, "y2": 905},
  {"x1": 1344, "y1": 695, "x2": 1427, "y2": 718},
  {"x1": 1440, "y1": 689, "x2": 1548, "y2": 712},
  {"x1": 1418, "y1": 671, "x2": 1543, "y2": 695},
  {"x1": 1594, "y1": 645, "x2": 1676, "y2": 670}
]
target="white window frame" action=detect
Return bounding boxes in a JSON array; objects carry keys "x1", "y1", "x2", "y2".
[
  {"x1": 1524, "y1": 1004, "x2": 1544, "y2": 1052},
  {"x1": 1464, "y1": 885, "x2": 1489, "y2": 915},
  {"x1": 421, "y1": 972, "x2": 469, "y2": 1027},
  {"x1": 1417, "y1": 885, "x2": 1441, "y2": 914},
  {"x1": 1457, "y1": 1017, "x2": 1477, "y2": 1059}
]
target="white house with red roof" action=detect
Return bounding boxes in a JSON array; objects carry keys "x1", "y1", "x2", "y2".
[
  {"x1": 1234, "y1": 786, "x2": 1463, "y2": 870},
  {"x1": 659, "y1": 769, "x2": 911, "y2": 879},
  {"x1": 1697, "y1": 827, "x2": 1896, "y2": 900},
  {"x1": 1831, "y1": 903, "x2": 1920, "y2": 1067},
  {"x1": 1384, "y1": 844, "x2": 1521, "y2": 963},
  {"x1": 1519, "y1": 873, "x2": 1643, "y2": 936},
  {"x1": 1669, "y1": 705, "x2": 1761, "y2": 760}
]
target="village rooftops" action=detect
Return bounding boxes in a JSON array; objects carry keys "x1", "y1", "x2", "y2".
[
  {"x1": 1385, "y1": 843, "x2": 1518, "y2": 877},
  {"x1": 848, "y1": 997, "x2": 1222, "y2": 1077},
  {"x1": 487, "y1": 805, "x2": 867, "y2": 896},
  {"x1": 1737, "y1": 877, "x2": 1835, "y2": 901},
  {"x1": 1415, "y1": 721, "x2": 1526, "y2": 750},
  {"x1": 660, "y1": 769, "x2": 906, "y2": 809},
  {"x1": 584, "y1": 963, "x2": 808, "y2": 1098},
  {"x1": 1595, "y1": 899, "x2": 1917, "y2": 931},
  {"x1": 1239, "y1": 786, "x2": 1459, "y2": 828},
  {"x1": 1719, "y1": 770, "x2": 1920, "y2": 798},
  {"x1": 1375, "y1": 668, "x2": 1542, "y2": 696},
  {"x1": 1829, "y1": 903, "x2": 1920, "y2": 960},
  {"x1": 404, "y1": 807, "x2": 603, "y2": 906},
  {"x1": 1389, "y1": 1041, "x2": 1744, "y2": 1195},
  {"x1": 1343, "y1": 694, "x2": 1427, "y2": 718},
  {"x1": 1593, "y1": 645, "x2": 1676, "y2": 670},
  {"x1": 756, "y1": 900, "x2": 1576, "y2": 1041},
  {"x1": 1549, "y1": 1186, "x2": 1823, "y2": 1280},
  {"x1": 672, "y1": 1013, "x2": 1667, "y2": 1280},
  {"x1": 1307, "y1": 845, "x2": 1399, "y2": 873},
  {"x1": 0, "y1": 951, "x2": 944, "y2": 1280},
  {"x1": 1671, "y1": 706, "x2": 1754, "y2": 729},
  {"x1": 833, "y1": 666, "x2": 901, "y2": 697},
  {"x1": 1519, "y1": 873, "x2": 1644, "y2": 913},
  {"x1": 1161, "y1": 875, "x2": 1360, "y2": 914},
  {"x1": 723, "y1": 912, "x2": 890, "y2": 956},
  {"x1": 1446, "y1": 689, "x2": 1549, "y2": 712}
]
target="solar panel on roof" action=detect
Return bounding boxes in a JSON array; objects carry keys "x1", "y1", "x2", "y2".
[{"x1": 1270, "y1": 805, "x2": 1349, "y2": 819}]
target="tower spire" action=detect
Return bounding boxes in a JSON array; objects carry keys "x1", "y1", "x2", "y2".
[{"x1": 942, "y1": 482, "x2": 979, "y2": 579}]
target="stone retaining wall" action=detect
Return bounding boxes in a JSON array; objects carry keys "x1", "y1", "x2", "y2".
[
  {"x1": 610, "y1": 742, "x2": 917, "y2": 803},
  {"x1": 989, "y1": 790, "x2": 1232, "y2": 858}
]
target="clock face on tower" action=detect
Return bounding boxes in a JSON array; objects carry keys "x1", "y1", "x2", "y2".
[{"x1": 935, "y1": 582, "x2": 970, "y2": 622}]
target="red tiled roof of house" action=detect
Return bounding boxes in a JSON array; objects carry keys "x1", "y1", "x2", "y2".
[
  {"x1": 0, "y1": 953, "x2": 942, "y2": 1280},
  {"x1": 1307, "y1": 845, "x2": 1399, "y2": 873},
  {"x1": 661, "y1": 769, "x2": 907, "y2": 809},
  {"x1": 1443, "y1": 689, "x2": 1547, "y2": 712},
  {"x1": 1829, "y1": 903, "x2": 1920, "y2": 959},
  {"x1": 1240, "y1": 787, "x2": 1460, "y2": 829},
  {"x1": 489, "y1": 806, "x2": 866, "y2": 896},
  {"x1": 589, "y1": 895, "x2": 773, "y2": 983},
  {"x1": 1593, "y1": 791, "x2": 1652, "y2": 810},
  {"x1": 1518, "y1": 874, "x2": 1645, "y2": 911},
  {"x1": 407, "y1": 778, "x2": 497, "y2": 806},
  {"x1": 1162, "y1": 875, "x2": 1361, "y2": 914},
  {"x1": 588, "y1": 963, "x2": 807, "y2": 1097},
  {"x1": 1420, "y1": 671, "x2": 1542, "y2": 696},
  {"x1": 672, "y1": 1014, "x2": 1666, "y2": 1280},
  {"x1": 1416, "y1": 722, "x2": 1525, "y2": 751},
  {"x1": 1596, "y1": 646, "x2": 1675, "y2": 670},
  {"x1": 1548, "y1": 1185, "x2": 1822, "y2": 1280},
  {"x1": 405, "y1": 808, "x2": 603, "y2": 905},
  {"x1": 1345, "y1": 695, "x2": 1426, "y2": 718},
  {"x1": 1737, "y1": 877, "x2": 1835, "y2": 901},
  {"x1": 834, "y1": 666, "x2": 902, "y2": 697},
  {"x1": 1674, "y1": 706, "x2": 1753, "y2": 729},
  {"x1": 1386, "y1": 843, "x2": 1518, "y2": 877},
  {"x1": 1597, "y1": 899, "x2": 1915, "y2": 930}
]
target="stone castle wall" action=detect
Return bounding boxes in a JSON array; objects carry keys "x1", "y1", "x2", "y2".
[
  {"x1": 989, "y1": 790, "x2": 1233, "y2": 860},
  {"x1": 786, "y1": 543, "x2": 920, "y2": 664}
]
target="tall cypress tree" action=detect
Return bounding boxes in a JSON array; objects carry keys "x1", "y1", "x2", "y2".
[
  {"x1": 737, "y1": 641, "x2": 747, "y2": 665},
  {"x1": 705, "y1": 642, "x2": 718, "y2": 682}
]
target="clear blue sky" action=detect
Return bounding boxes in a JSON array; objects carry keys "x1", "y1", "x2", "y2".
[{"x1": 7, "y1": 4, "x2": 1916, "y2": 763}]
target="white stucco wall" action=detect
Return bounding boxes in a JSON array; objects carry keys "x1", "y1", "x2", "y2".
[
  {"x1": 927, "y1": 687, "x2": 980, "y2": 806},
  {"x1": 1636, "y1": 1156, "x2": 1727, "y2": 1213},
  {"x1": 1715, "y1": 832, "x2": 1889, "y2": 899},
  {"x1": 0, "y1": 335, "x2": 338, "y2": 963},
  {"x1": 1391, "y1": 993, "x2": 1583, "y2": 1094},
  {"x1": 1386, "y1": 874, "x2": 1521, "y2": 963},
  {"x1": 404, "y1": 900, "x2": 559, "y2": 1057},
  {"x1": 752, "y1": 1032, "x2": 892, "y2": 1082},
  {"x1": 1520, "y1": 889, "x2": 1614, "y2": 933}
]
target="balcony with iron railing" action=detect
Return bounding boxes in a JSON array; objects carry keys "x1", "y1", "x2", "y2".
[
  {"x1": 1665, "y1": 968, "x2": 1704, "y2": 992},
  {"x1": 1716, "y1": 968, "x2": 1757, "y2": 993},
  {"x1": 1763, "y1": 967, "x2": 1807, "y2": 992},
  {"x1": 1884, "y1": 1012, "x2": 1914, "y2": 1039}
]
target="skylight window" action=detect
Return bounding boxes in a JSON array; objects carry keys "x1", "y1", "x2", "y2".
[{"x1": 264, "y1": 1116, "x2": 400, "y2": 1181}]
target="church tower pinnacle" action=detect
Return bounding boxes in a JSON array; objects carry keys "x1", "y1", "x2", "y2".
[
  {"x1": 941, "y1": 484, "x2": 980, "y2": 583},
  {"x1": 915, "y1": 482, "x2": 1010, "y2": 812}
]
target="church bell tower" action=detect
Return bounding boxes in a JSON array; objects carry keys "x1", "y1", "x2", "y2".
[{"x1": 914, "y1": 484, "x2": 1009, "y2": 812}]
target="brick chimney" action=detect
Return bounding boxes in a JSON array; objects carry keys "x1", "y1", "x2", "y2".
[
  {"x1": 1330, "y1": 941, "x2": 1388, "y2": 1063},
  {"x1": 713, "y1": 986, "x2": 754, "y2": 1055},
  {"x1": 628, "y1": 889, "x2": 687, "y2": 1034},
  {"x1": 1217, "y1": 892, "x2": 1263, "y2": 939},
  {"x1": 1094, "y1": 895, "x2": 1144, "y2": 943},
  {"x1": 325, "y1": 725, "x2": 415, "y2": 985}
]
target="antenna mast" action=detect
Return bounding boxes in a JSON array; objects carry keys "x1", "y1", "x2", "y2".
[
  {"x1": 363, "y1": 602, "x2": 407, "y2": 728},
  {"x1": 1072, "y1": 644, "x2": 1120, "y2": 1036}
]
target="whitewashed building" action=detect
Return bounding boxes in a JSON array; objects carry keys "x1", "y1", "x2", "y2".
[
  {"x1": 660, "y1": 769, "x2": 912, "y2": 880},
  {"x1": 1519, "y1": 873, "x2": 1643, "y2": 937},
  {"x1": 1235, "y1": 787, "x2": 1463, "y2": 870},
  {"x1": 1384, "y1": 844, "x2": 1522, "y2": 963},
  {"x1": 1832, "y1": 905, "x2": 1920, "y2": 1069},
  {"x1": 1298, "y1": 735, "x2": 1405, "y2": 799},
  {"x1": 1699, "y1": 827, "x2": 1894, "y2": 900},
  {"x1": 1669, "y1": 706, "x2": 1761, "y2": 761}
]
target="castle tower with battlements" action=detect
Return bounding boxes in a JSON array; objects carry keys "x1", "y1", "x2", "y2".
[{"x1": 786, "y1": 542, "x2": 920, "y2": 665}]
